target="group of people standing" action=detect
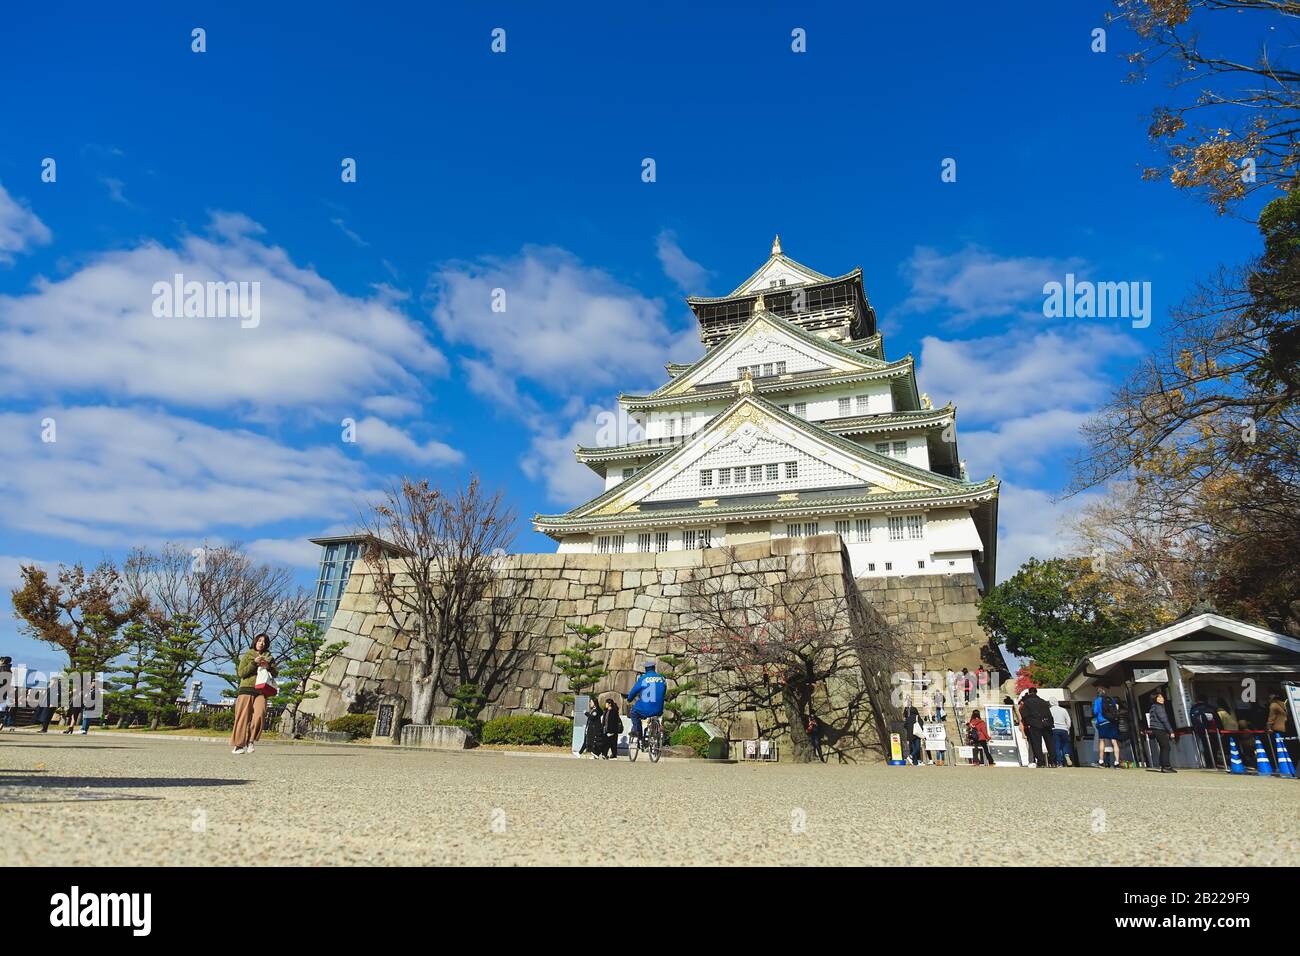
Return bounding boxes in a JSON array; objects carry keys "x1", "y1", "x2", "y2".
[{"x1": 578, "y1": 697, "x2": 624, "y2": 759}]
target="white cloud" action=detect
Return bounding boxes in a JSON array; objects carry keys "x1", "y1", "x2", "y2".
[
  {"x1": 351, "y1": 416, "x2": 463, "y2": 466},
  {"x1": 920, "y1": 326, "x2": 1141, "y2": 426},
  {"x1": 0, "y1": 212, "x2": 448, "y2": 412},
  {"x1": 995, "y1": 482, "x2": 1100, "y2": 582},
  {"x1": 520, "y1": 404, "x2": 614, "y2": 506},
  {"x1": 429, "y1": 245, "x2": 697, "y2": 400},
  {"x1": 0, "y1": 406, "x2": 371, "y2": 547},
  {"x1": 896, "y1": 245, "x2": 1085, "y2": 326},
  {"x1": 656, "y1": 229, "x2": 710, "y2": 291},
  {"x1": 0, "y1": 183, "x2": 52, "y2": 264},
  {"x1": 960, "y1": 409, "x2": 1091, "y2": 478},
  {"x1": 244, "y1": 536, "x2": 322, "y2": 569}
]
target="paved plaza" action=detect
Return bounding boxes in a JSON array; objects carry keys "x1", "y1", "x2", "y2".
[{"x1": 1, "y1": 733, "x2": 1296, "y2": 866}]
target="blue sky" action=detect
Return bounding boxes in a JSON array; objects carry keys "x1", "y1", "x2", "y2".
[{"x1": 0, "y1": 1, "x2": 1269, "y2": 673}]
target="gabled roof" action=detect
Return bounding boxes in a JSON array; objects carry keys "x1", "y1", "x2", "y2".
[
  {"x1": 626, "y1": 307, "x2": 892, "y2": 408},
  {"x1": 1063, "y1": 612, "x2": 1300, "y2": 693},
  {"x1": 536, "y1": 392, "x2": 996, "y2": 530},
  {"x1": 575, "y1": 407, "x2": 955, "y2": 469}
]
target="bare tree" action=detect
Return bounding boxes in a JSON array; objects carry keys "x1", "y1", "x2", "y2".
[
  {"x1": 360, "y1": 477, "x2": 516, "y2": 726},
  {"x1": 446, "y1": 570, "x2": 547, "y2": 721},
  {"x1": 680, "y1": 547, "x2": 900, "y2": 762},
  {"x1": 122, "y1": 542, "x2": 309, "y2": 692}
]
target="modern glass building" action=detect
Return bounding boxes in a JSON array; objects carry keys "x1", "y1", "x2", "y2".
[
  {"x1": 308, "y1": 533, "x2": 407, "y2": 633},
  {"x1": 309, "y1": 535, "x2": 363, "y2": 632}
]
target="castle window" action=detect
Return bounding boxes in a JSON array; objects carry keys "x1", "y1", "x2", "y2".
[
  {"x1": 838, "y1": 398, "x2": 851, "y2": 416},
  {"x1": 875, "y1": 442, "x2": 891, "y2": 456},
  {"x1": 776, "y1": 361, "x2": 787, "y2": 374},
  {"x1": 700, "y1": 469, "x2": 713, "y2": 488},
  {"x1": 655, "y1": 532, "x2": 669, "y2": 552},
  {"x1": 893, "y1": 440, "x2": 907, "y2": 459},
  {"x1": 856, "y1": 395, "x2": 869, "y2": 414},
  {"x1": 906, "y1": 514, "x2": 925, "y2": 539},
  {"x1": 638, "y1": 533, "x2": 652, "y2": 553},
  {"x1": 785, "y1": 461, "x2": 798, "y2": 479},
  {"x1": 793, "y1": 402, "x2": 807, "y2": 418},
  {"x1": 835, "y1": 520, "x2": 851, "y2": 538},
  {"x1": 718, "y1": 469, "x2": 731, "y2": 486},
  {"x1": 855, "y1": 518, "x2": 870, "y2": 542},
  {"x1": 733, "y1": 466, "x2": 746, "y2": 485},
  {"x1": 888, "y1": 516, "x2": 905, "y2": 541},
  {"x1": 766, "y1": 463, "x2": 778, "y2": 481},
  {"x1": 750, "y1": 465, "x2": 763, "y2": 482}
]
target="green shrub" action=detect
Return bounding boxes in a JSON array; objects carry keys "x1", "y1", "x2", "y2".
[
  {"x1": 179, "y1": 712, "x2": 211, "y2": 729},
  {"x1": 480, "y1": 714, "x2": 571, "y2": 747},
  {"x1": 208, "y1": 709, "x2": 235, "y2": 731},
  {"x1": 436, "y1": 717, "x2": 482, "y2": 737},
  {"x1": 670, "y1": 723, "x2": 711, "y2": 758},
  {"x1": 326, "y1": 713, "x2": 376, "y2": 739}
]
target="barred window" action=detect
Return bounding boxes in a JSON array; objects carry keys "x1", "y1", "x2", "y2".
[
  {"x1": 700, "y1": 528, "x2": 712, "y2": 548},
  {"x1": 597, "y1": 536, "x2": 612, "y2": 554},
  {"x1": 684, "y1": 529, "x2": 697, "y2": 550},
  {"x1": 785, "y1": 524, "x2": 800, "y2": 538},
  {"x1": 906, "y1": 514, "x2": 925, "y2": 539},
  {"x1": 637, "y1": 533, "x2": 652, "y2": 553},
  {"x1": 793, "y1": 402, "x2": 807, "y2": 418},
  {"x1": 888, "y1": 516, "x2": 905, "y2": 541},
  {"x1": 655, "y1": 532, "x2": 669, "y2": 552},
  {"x1": 776, "y1": 361, "x2": 787, "y2": 374},
  {"x1": 700, "y1": 469, "x2": 712, "y2": 488},
  {"x1": 805, "y1": 522, "x2": 819, "y2": 536},
  {"x1": 835, "y1": 520, "x2": 851, "y2": 538},
  {"x1": 766, "y1": 463, "x2": 779, "y2": 481},
  {"x1": 875, "y1": 442, "x2": 891, "y2": 456},
  {"x1": 855, "y1": 518, "x2": 871, "y2": 542},
  {"x1": 718, "y1": 469, "x2": 731, "y2": 486},
  {"x1": 762, "y1": 363, "x2": 773, "y2": 377},
  {"x1": 785, "y1": 461, "x2": 798, "y2": 479},
  {"x1": 893, "y1": 440, "x2": 907, "y2": 459},
  {"x1": 611, "y1": 535, "x2": 625, "y2": 554},
  {"x1": 838, "y1": 398, "x2": 851, "y2": 416},
  {"x1": 750, "y1": 465, "x2": 763, "y2": 482},
  {"x1": 856, "y1": 395, "x2": 869, "y2": 414}
]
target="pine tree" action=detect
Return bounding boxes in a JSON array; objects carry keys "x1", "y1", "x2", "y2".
[
  {"x1": 555, "y1": 623, "x2": 608, "y2": 712},
  {"x1": 657, "y1": 652, "x2": 700, "y2": 732},
  {"x1": 140, "y1": 616, "x2": 204, "y2": 729},
  {"x1": 273, "y1": 620, "x2": 346, "y2": 735},
  {"x1": 108, "y1": 621, "x2": 154, "y2": 727}
]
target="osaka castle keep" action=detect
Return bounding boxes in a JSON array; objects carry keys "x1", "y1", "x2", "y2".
[{"x1": 533, "y1": 236, "x2": 1000, "y2": 590}]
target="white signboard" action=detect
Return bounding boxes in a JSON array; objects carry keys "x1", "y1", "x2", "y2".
[
  {"x1": 923, "y1": 722, "x2": 947, "y2": 751},
  {"x1": 1134, "y1": 668, "x2": 1168, "y2": 684}
]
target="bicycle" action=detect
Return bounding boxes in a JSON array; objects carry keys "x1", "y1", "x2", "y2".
[{"x1": 628, "y1": 715, "x2": 663, "y2": 763}]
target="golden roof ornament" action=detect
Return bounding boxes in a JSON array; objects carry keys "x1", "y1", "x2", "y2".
[
  {"x1": 735, "y1": 367, "x2": 755, "y2": 395},
  {"x1": 753, "y1": 292, "x2": 765, "y2": 313},
  {"x1": 921, "y1": 393, "x2": 933, "y2": 410},
  {"x1": 772, "y1": 234, "x2": 782, "y2": 256}
]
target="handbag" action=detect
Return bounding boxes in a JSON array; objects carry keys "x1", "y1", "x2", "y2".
[
  {"x1": 912, "y1": 720, "x2": 924, "y2": 738},
  {"x1": 255, "y1": 666, "x2": 278, "y2": 696}
]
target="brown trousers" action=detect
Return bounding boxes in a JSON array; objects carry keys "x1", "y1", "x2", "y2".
[{"x1": 231, "y1": 693, "x2": 267, "y2": 750}]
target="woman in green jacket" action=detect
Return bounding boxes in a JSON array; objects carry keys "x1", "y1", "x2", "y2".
[{"x1": 231, "y1": 633, "x2": 277, "y2": 754}]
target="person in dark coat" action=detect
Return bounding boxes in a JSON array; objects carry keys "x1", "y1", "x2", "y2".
[
  {"x1": 901, "y1": 701, "x2": 924, "y2": 765},
  {"x1": 1019, "y1": 688, "x2": 1055, "y2": 768},
  {"x1": 578, "y1": 699, "x2": 604, "y2": 758},
  {"x1": 1148, "y1": 690, "x2": 1176, "y2": 772},
  {"x1": 601, "y1": 698, "x2": 622, "y2": 759}
]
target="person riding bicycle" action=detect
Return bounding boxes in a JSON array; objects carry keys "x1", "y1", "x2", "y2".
[{"x1": 626, "y1": 660, "x2": 666, "y2": 746}]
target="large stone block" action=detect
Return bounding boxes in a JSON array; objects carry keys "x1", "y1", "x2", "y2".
[{"x1": 400, "y1": 724, "x2": 475, "y2": 750}]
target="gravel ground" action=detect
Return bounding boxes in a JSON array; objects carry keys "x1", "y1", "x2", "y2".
[{"x1": 1, "y1": 732, "x2": 1296, "y2": 866}]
